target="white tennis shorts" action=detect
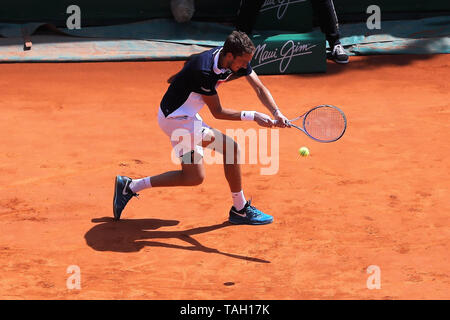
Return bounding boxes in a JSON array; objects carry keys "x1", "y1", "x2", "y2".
[{"x1": 157, "y1": 107, "x2": 212, "y2": 158}]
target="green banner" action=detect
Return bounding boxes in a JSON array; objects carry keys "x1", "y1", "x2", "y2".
[{"x1": 251, "y1": 31, "x2": 326, "y2": 74}]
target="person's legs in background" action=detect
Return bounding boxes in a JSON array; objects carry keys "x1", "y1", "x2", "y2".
[
  {"x1": 235, "y1": 0, "x2": 349, "y2": 64},
  {"x1": 311, "y1": 0, "x2": 349, "y2": 64},
  {"x1": 235, "y1": 0, "x2": 265, "y2": 35}
]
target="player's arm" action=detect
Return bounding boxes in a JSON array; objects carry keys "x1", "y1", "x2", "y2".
[
  {"x1": 246, "y1": 70, "x2": 290, "y2": 128},
  {"x1": 194, "y1": 70, "x2": 272, "y2": 127},
  {"x1": 203, "y1": 94, "x2": 273, "y2": 127},
  {"x1": 203, "y1": 94, "x2": 240, "y2": 120}
]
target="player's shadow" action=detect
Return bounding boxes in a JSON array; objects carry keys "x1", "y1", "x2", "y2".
[{"x1": 85, "y1": 217, "x2": 270, "y2": 264}]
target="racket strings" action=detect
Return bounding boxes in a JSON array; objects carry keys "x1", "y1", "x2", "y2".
[{"x1": 304, "y1": 107, "x2": 346, "y2": 141}]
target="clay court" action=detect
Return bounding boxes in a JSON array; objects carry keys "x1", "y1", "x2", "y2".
[{"x1": 0, "y1": 54, "x2": 449, "y2": 299}]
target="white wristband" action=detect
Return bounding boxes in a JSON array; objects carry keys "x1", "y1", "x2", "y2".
[{"x1": 241, "y1": 111, "x2": 256, "y2": 121}]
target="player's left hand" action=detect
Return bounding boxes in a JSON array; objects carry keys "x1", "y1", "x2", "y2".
[
  {"x1": 254, "y1": 112, "x2": 275, "y2": 128},
  {"x1": 273, "y1": 110, "x2": 291, "y2": 128}
]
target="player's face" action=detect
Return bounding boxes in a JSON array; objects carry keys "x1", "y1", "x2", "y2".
[{"x1": 227, "y1": 52, "x2": 254, "y2": 73}]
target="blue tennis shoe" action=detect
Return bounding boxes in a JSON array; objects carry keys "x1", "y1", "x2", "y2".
[{"x1": 229, "y1": 200, "x2": 273, "y2": 225}]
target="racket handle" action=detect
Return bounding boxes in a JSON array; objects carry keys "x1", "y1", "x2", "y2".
[{"x1": 271, "y1": 119, "x2": 292, "y2": 126}]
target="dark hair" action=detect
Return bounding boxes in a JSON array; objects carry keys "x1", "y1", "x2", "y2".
[{"x1": 223, "y1": 31, "x2": 255, "y2": 57}]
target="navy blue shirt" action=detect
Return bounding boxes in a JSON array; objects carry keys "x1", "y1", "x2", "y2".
[{"x1": 160, "y1": 47, "x2": 253, "y2": 117}]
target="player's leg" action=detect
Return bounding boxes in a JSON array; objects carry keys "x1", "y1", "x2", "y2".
[
  {"x1": 113, "y1": 152, "x2": 205, "y2": 220},
  {"x1": 205, "y1": 129, "x2": 242, "y2": 192},
  {"x1": 130, "y1": 115, "x2": 206, "y2": 189},
  {"x1": 149, "y1": 151, "x2": 205, "y2": 187},
  {"x1": 202, "y1": 128, "x2": 273, "y2": 225},
  {"x1": 113, "y1": 111, "x2": 206, "y2": 220}
]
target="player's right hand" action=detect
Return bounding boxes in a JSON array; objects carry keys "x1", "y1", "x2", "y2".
[{"x1": 254, "y1": 112, "x2": 274, "y2": 127}]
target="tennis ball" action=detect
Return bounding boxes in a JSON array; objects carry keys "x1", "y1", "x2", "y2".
[{"x1": 298, "y1": 147, "x2": 310, "y2": 157}]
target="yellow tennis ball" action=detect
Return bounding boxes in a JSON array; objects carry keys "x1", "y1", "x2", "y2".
[{"x1": 299, "y1": 147, "x2": 310, "y2": 157}]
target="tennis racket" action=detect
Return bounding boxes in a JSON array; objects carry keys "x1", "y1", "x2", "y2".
[{"x1": 273, "y1": 105, "x2": 347, "y2": 143}]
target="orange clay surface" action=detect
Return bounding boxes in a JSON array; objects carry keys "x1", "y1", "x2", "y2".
[{"x1": 0, "y1": 54, "x2": 449, "y2": 299}]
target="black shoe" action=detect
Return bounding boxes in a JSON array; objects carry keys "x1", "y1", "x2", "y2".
[
  {"x1": 329, "y1": 44, "x2": 349, "y2": 64},
  {"x1": 113, "y1": 175, "x2": 138, "y2": 220}
]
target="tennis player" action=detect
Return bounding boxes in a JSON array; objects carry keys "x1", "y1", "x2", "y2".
[{"x1": 113, "y1": 31, "x2": 290, "y2": 225}]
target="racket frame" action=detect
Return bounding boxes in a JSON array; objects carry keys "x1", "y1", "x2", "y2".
[{"x1": 288, "y1": 105, "x2": 347, "y2": 143}]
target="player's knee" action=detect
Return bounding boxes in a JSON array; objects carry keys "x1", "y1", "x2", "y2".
[
  {"x1": 187, "y1": 172, "x2": 204, "y2": 186},
  {"x1": 182, "y1": 170, "x2": 204, "y2": 186}
]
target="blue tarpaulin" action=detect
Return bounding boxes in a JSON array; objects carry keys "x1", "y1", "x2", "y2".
[
  {"x1": 0, "y1": 16, "x2": 448, "y2": 62},
  {"x1": 337, "y1": 15, "x2": 450, "y2": 54}
]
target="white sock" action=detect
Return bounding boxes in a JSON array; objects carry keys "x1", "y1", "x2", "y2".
[
  {"x1": 129, "y1": 177, "x2": 152, "y2": 193},
  {"x1": 232, "y1": 190, "x2": 246, "y2": 211}
]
